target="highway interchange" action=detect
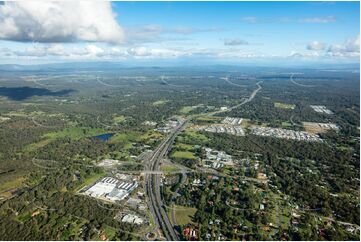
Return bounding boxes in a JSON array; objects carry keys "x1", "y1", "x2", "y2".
[
  {"x1": 143, "y1": 80, "x2": 264, "y2": 240},
  {"x1": 144, "y1": 119, "x2": 188, "y2": 240}
]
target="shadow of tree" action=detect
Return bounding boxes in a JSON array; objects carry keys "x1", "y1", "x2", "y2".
[{"x1": 0, "y1": 86, "x2": 75, "y2": 101}]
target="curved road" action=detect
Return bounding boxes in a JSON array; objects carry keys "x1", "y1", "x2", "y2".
[
  {"x1": 290, "y1": 73, "x2": 315, "y2": 87},
  {"x1": 211, "y1": 80, "x2": 263, "y2": 116},
  {"x1": 221, "y1": 76, "x2": 245, "y2": 87}
]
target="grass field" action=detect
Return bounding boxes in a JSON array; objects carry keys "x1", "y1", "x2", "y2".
[
  {"x1": 113, "y1": 115, "x2": 126, "y2": 123},
  {"x1": 175, "y1": 143, "x2": 194, "y2": 151},
  {"x1": 74, "y1": 171, "x2": 106, "y2": 191},
  {"x1": 0, "y1": 177, "x2": 25, "y2": 196},
  {"x1": 173, "y1": 206, "x2": 197, "y2": 225},
  {"x1": 196, "y1": 116, "x2": 222, "y2": 121},
  {"x1": 274, "y1": 102, "x2": 295, "y2": 110},
  {"x1": 103, "y1": 225, "x2": 117, "y2": 240},
  {"x1": 109, "y1": 131, "x2": 143, "y2": 147},
  {"x1": 5, "y1": 110, "x2": 30, "y2": 117},
  {"x1": 17, "y1": 213, "x2": 32, "y2": 223},
  {"x1": 140, "y1": 130, "x2": 163, "y2": 141},
  {"x1": 194, "y1": 116, "x2": 222, "y2": 123},
  {"x1": 171, "y1": 151, "x2": 196, "y2": 160},
  {"x1": 110, "y1": 133, "x2": 130, "y2": 143},
  {"x1": 160, "y1": 165, "x2": 180, "y2": 173},
  {"x1": 177, "y1": 130, "x2": 209, "y2": 145},
  {"x1": 152, "y1": 100, "x2": 168, "y2": 106},
  {"x1": 281, "y1": 121, "x2": 292, "y2": 128},
  {"x1": 179, "y1": 106, "x2": 196, "y2": 114},
  {"x1": 25, "y1": 139, "x2": 52, "y2": 151}
]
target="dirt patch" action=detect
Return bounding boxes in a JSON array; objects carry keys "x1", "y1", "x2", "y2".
[{"x1": 303, "y1": 122, "x2": 339, "y2": 134}]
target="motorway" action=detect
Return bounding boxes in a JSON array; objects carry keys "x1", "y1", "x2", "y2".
[
  {"x1": 289, "y1": 73, "x2": 315, "y2": 87},
  {"x1": 221, "y1": 76, "x2": 245, "y2": 87},
  {"x1": 206, "y1": 80, "x2": 263, "y2": 116},
  {"x1": 143, "y1": 80, "x2": 263, "y2": 240},
  {"x1": 144, "y1": 119, "x2": 188, "y2": 241},
  {"x1": 229, "y1": 80, "x2": 263, "y2": 111}
]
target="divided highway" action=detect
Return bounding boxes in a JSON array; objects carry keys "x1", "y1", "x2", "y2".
[
  {"x1": 144, "y1": 80, "x2": 262, "y2": 240},
  {"x1": 145, "y1": 119, "x2": 188, "y2": 241}
]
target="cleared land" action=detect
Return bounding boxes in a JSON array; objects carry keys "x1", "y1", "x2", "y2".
[
  {"x1": 171, "y1": 151, "x2": 197, "y2": 160},
  {"x1": 0, "y1": 177, "x2": 25, "y2": 197},
  {"x1": 174, "y1": 143, "x2": 194, "y2": 151},
  {"x1": 177, "y1": 130, "x2": 209, "y2": 144},
  {"x1": 160, "y1": 165, "x2": 180, "y2": 173},
  {"x1": 274, "y1": 102, "x2": 295, "y2": 110},
  {"x1": 172, "y1": 206, "x2": 197, "y2": 226},
  {"x1": 113, "y1": 115, "x2": 126, "y2": 123},
  {"x1": 180, "y1": 106, "x2": 196, "y2": 114},
  {"x1": 303, "y1": 122, "x2": 339, "y2": 134},
  {"x1": 152, "y1": 100, "x2": 168, "y2": 106}
]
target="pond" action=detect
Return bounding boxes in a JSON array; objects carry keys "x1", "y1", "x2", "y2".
[{"x1": 92, "y1": 133, "x2": 115, "y2": 141}]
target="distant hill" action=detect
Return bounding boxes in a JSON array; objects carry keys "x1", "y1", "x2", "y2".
[{"x1": 0, "y1": 62, "x2": 358, "y2": 72}]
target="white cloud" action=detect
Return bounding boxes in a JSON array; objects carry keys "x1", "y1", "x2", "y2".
[
  {"x1": 1, "y1": 34, "x2": 359, "y2": 62},
  {"x1": 13, "y1": 44, "x2": 66, "y2": 57},
  {"x1": 224, "y1": 38, "x2": 249, "y2": 46},
  {"x1": 302, "y1": 35, "x2": 360, "y2": 58},
  {"x1": 343, "y1": 35, "x2": 360, "y2": 52},
  {"x1": 1, "y1": 43, "x2": 130, "y2": 60},
  {"x1": 327, "y1": 35, "x2": 360, "y2": 57},
  {"x1": 0, "y1": 1, "x2": 124, "y2": 44},
  {"x1": 127, "y1": 46, "x2": 186, "y2": 59},
  {"x1": 289, "y1": 51, "x2": 321, "y2": 58},
  {"x1": 307, "y1": 41, "x2": 326, "y2": 51},
  {"x1": 85, "y1": 45, "x2": 104, "y2": 56},
  {"x1": 300, "y1": 16, "x2": 336, "y2": 23}
]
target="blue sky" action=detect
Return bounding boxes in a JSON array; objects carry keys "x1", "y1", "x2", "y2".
[{"x1": 0, "y1": 1, "x2": 359, "y2": 66}]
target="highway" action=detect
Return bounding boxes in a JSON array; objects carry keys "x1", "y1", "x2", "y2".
[
  {"x1": 230, "y1": 80, "x2": 263, "y2": 110},
  {"x1": 289, "y1": 73, "x2": 315, "y2": 87},
  {"x1": 208, "y1": 80, "x2": 263, "y2": 116},
  {"x1": 144, "y1": 119, "x2": 188, "y2": 241},
  {"x1": 221, "y1": 76, "x2": 245, "y2": 87},
  {"x1": 143, "y1": 80, "x2": 263, "y2": 240}
]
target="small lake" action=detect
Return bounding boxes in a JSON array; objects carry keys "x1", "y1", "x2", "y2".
[{"x1": 92, "y1": 133, "x2": 115, "y2": 141}]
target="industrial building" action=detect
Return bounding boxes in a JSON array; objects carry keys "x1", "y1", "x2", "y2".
[
  {"x1": 114, "y1": 212, "x2": 145, "y2": 225},
  {"x1": 202, "y1": 147, "x2": 234, "y2": 170},
  {"x1": 310, "y1": 105, "x2": 333, "y2": 114},
  {"x1": 84, "y1": 177, "x2": 138, "y2": 202},
  {"x1": 121, "y1": 214, "x2": 144, "y2": 225},
  {"x1": 222, "y1": 117, "x2": 243, "y2": 125}
]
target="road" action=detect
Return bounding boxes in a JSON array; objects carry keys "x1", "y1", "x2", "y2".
[
  {"x1": 221, "y1": 76, "x2": 245, "y2": 87},
  {"x1": 143, "y1": 80, "x2": 263, "y2": 240},
  {"x1": 289, "y1": 73, "x2": 315, "y2": 87},
  {"x1": 210, "y1": 81, "x2": 263, "y2": 116},
  {"x1": 144, "y1": 119, "x2": 188, "y2": 241},
  {"x1": 233, "y1": 81, "x2": 263, "y2": 109}
]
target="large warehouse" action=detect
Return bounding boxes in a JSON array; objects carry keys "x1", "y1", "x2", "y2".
[{"x1": 84, "y1": 177, "x2": 138, "y2": 202}]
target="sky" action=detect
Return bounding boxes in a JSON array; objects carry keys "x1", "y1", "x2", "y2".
[{"x1": 0, "y1": 1, "x2": 359, "y2": 66}]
